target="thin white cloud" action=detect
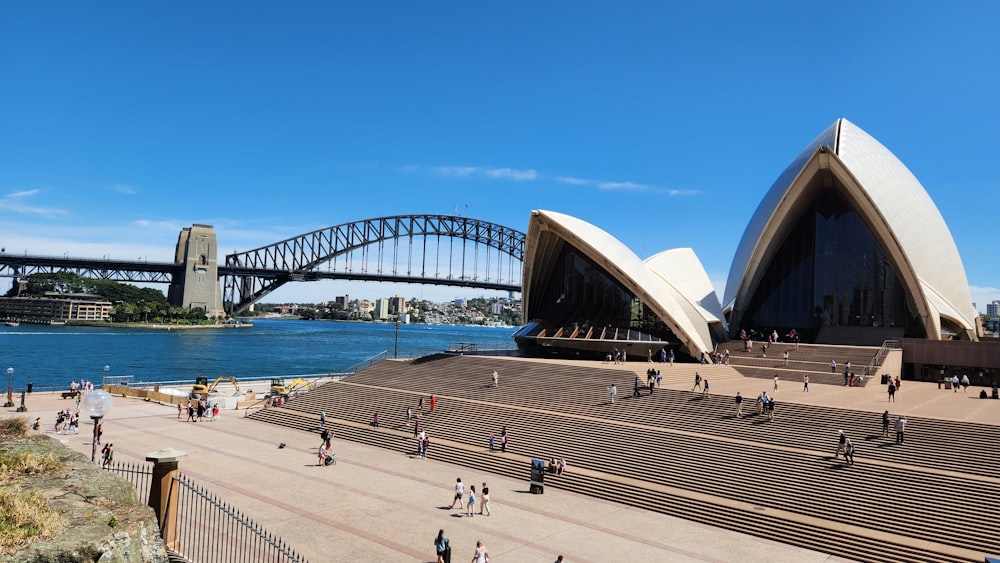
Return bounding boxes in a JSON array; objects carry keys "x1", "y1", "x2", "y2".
[
  {"x1": 8, "y1": 189, "x2": 40, "y2": 198},
  {"x1": 432, "y1": 166, "x2": 480, "y2": 177},
  {"x1": 557, "y1": 175, "x2": 696, "y2": 196},
  {"x1": 969, "y1": 285, "x2": 1000, "y2": 314},
  {"x1": 597, "y1": 180, "x2": 651, "y2": 191},
  {"x1": 111, "y1": 184, "x2": 138, "y2": 195},
  {"x1": 555, "y1": 176, "x2": 590, "y2": 186},
  {"x1": 0, "y1": 189, "x2": 67, "y2": 217},
  {"x1": 484, "y1": 168, "x2": 538, "y2": 181},
  {"x1": 420, "y1": 165, "x2": 538, "y2": 181}
]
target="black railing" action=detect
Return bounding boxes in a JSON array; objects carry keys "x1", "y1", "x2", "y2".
[
  {"x1": 172, "y1": 473, "x2": 307, "y2": 563},
  {"x1": 103, "y1": 460, "x2": 154, "y2": 505}
]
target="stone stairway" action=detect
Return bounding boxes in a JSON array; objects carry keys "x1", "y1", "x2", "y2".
[
  {"x1": 249, "y1": 355, "x2": 998, "y2": 563},
  {"x1": 716, "y1": 341, "x2": 884, "y2": 386}
]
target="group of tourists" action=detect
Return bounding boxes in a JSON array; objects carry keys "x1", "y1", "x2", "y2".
[
  {"x1": 54, "y1": 408, "x2": 80, "y2": 434},
  {"x1": 177, "y1": 399, "x2": 219, "y2": 422},
  {"x1": 447, "y1": 477, "x2": 492, "y2": 517}
]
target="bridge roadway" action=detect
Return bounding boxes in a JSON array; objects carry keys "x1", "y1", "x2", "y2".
[{"x1": 249, "y1": 355, "x2": 998, "y2": 563}]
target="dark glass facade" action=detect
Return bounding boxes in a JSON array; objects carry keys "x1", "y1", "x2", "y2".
[
  {"x1": 734, "y1": 186, "x2": 925, "y2": 342},
  {"x1": 527, "y1": 244, "x2": 678, "y2": 344}
]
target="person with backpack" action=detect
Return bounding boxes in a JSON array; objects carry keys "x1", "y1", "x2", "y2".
[{"x1": 434, "y1": 529, "x2": 451, "y2": 563}]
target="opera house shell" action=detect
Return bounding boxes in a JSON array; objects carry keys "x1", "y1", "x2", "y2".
[
  {"x1": 514, "y1": 210, "x2": 726, "y2": 360},
  {"x1": 725, "y1": 118, "x2": 978, "y2": 344},
  {"x1": 516, "y1": 118, "x2": 978, "y2": 359}
]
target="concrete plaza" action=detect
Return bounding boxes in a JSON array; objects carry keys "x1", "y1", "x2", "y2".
[{"x1": 6, "y1": 361, "x2": 997, "y2": 562}]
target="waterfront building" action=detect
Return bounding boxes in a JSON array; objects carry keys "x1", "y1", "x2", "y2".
[
  {"x1": 0, "y1": 294, "x2": 112, "y2": 323},
  {"x1": 726, "y1": 118, "x2": 977, "y2": 344},
  {"x1": 516, "y1": 118, "x2": 979, "y2": 360},
  {"x1": 515, "y1": 210, "x2": 724, "y2": 360},
  {"x1": 988, "y1": 301, "x2": 1000, "y2": 317}
]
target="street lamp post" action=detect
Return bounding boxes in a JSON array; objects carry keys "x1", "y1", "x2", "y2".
[
  {"x1": 4, "y1": 367, "x2": 13, "y2": 407},
  {"x1": 81, "y1": 390, "x2": 114, "y2": 463},
  {"x1": 394, "y1": 320, "x2": 400, "y2": 359},
  {"x1": 104, "y1": 365, "x2": 110, "y2": 387}
]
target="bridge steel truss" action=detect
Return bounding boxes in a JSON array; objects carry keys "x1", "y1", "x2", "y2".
[
  {"x1": 221, "y1": 215, "x2": 525, "y2": 315},
  {"x1": 0, "y1": 255, "x2": 179, "y2": 284}
]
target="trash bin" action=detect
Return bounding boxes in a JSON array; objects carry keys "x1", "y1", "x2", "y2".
[
  {"x1": 530, "y1": 459, "x2": 545, "y2": 494},
  {"x1": 880, "y1": 374, "x2": 888, "y2": 385},
  {"x1": 944, "y1": 380, "x2": 952, "y2": 390}
]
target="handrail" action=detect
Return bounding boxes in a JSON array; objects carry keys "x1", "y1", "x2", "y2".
[{"x1": 863, "y1": 339, "x2": 900, "y2": 377}]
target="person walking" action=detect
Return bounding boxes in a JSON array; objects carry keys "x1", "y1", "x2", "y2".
[
  {"x1": 803, "y1": 374, "x2": 809, "y2": 392},
  {"x1": 488, "y1": 433, "x2": 495, "y2": 452},
  {"x1": 101, "y1": 443, "x2": 114, "y2": 468},
  {"x1": 895, "y1": 416, "x2": 907, "y2": 444},
  {"x1": 767, "y1": 396, "x2": 776, "y2": 421},
  {"x1": 692, "y1": 372, "x2": 702, "y2": 392},
  {"x1": 844, "y1": 438, "x2": 855, "y2": 465},
  {"x1": 177, "y1": 402, "x2": 182, "y2": 419},
  {"x1": 422, "y1": 433, "x2": 430, "y2": 459},
  {"x1": 773, "y1": 375, "x2": 779, "y2": 392},
  {"x1": 633, "y1": 376, "x2": 642, "y2": 398},
  {"x1": 430, "y1": 395, "x2": 437, "y2": 412},
  {"x1": 835, "y1": 430, "x2": 847, "y2": 458},
  {"x1": 187, "y1": 401, "x2": 196, "y2": 422},
  {"x1": 888, "y1": 380, "x2": 896, "y2": 402},
  {"x1": 961, "y1": 374, "x2": 970, "y2": 392},
  {"x1": 449, "y1": 478, "x2": 464, "y2": 509},
  {"x1": 471, "y1": 540, "x2": 489, "y2": 563},
  {"x1": 783, "y1": 350, "x2": 789, "y2": 366},
  {"x1": 656, "y1": 369, "x2": 662, "y2": 388},
  {"x1": 702, "y1": 378, "x2": 710, "y2": 398},
  {"x1": 320, "y1": 411, "x2": 326, "y2": 428},
  {"x1": 607, "y1": 383, "x2": 617, "y2": 405},
  {"x1": 735, "y1": 391, "x2": 743, "y2": 418},
  {"x1": 406, "y1": 406, "x2": 413, "y2": 423},
  {"x1": 500, "y1": 428, "x2": 508, "y2": 453},
  {"x1": 434, "y1": 529, "x2": 450, "y2": 563},
  {"x1": 466, "y1": 485, "x2": 477, "y2": 517},
  {"x1": 418, "y1": 397, "x2": 424, "y2": 413},
  {"x1": 480, "y1": 482, "x2": 491, "y2": 515},
  {"x1": 830, "y1": 359, "x2": 837, "y2": 373},
  {"x1": 372, "y1": 411, "x2": 380, "y2": 428},
  {"x1": 882, "y1": 410, "x2": 890, "y2": 437},
  {"x1": 491, "y1": 370, "x2": 498, "y2": 387}
]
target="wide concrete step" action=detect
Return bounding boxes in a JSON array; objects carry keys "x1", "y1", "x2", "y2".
[{"x1": 248, "y1": 355, "x2": 997, "y2": 563}]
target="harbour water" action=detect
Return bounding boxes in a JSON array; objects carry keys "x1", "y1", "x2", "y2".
[{"x1": 0, "y1": 319, "x2": 516, "y2": 391}]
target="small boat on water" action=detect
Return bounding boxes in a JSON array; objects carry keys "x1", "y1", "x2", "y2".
[{"x1": 4, "y1": 321, "x2": 19, "y2": 327}]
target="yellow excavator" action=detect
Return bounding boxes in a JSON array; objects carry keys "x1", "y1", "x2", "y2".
[
  {"x1": 191, "y1": 376, "x2": 240, "y2": 398},
  {"x1": 270, "y1": 377, "x2": 315, "y2": 397}
]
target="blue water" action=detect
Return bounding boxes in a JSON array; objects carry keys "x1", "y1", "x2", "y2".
[{"x1": 0, "y1": 320, "x2": 515, "y2": 391}]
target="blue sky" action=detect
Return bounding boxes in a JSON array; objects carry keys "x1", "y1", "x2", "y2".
[{"x1": 2, "y1": 2, "x2": 998, "y2": 310}]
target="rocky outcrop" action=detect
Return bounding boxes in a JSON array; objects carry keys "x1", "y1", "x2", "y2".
[{"x1": 1, "y1": 433, "x2": 168, "y2": 563}]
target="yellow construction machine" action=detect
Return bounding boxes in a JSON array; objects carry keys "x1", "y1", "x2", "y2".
[
  {"x1": 270, "y1": 377, "x2": 315, "y2": 397},
  {"x1": 191, "y1": 376, "x2": 240, "y2": 398}
]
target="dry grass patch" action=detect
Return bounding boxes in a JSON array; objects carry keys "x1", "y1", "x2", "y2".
[
  {"x1": 0, "y1": 426, "x2": 67, "y2": 555},
  {"x1": 0, "y1": 487, "x2": 66, "y2": 554},
  {"x1": 0, "y1": 417, "x2": 27, "y2": 438}
]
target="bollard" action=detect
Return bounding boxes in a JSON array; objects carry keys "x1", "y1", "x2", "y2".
[{"x1": 146, "y1": 448, "x2": 187, "y2": 551}]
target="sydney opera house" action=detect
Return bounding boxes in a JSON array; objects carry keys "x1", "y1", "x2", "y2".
[{"x1": 513, "y1": 118, "x2": 980, "y2": 362}]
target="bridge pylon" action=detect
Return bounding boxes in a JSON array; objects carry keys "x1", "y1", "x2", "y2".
[{"x1": 167, "y1": 224, "x2": 225, "y2": 318}]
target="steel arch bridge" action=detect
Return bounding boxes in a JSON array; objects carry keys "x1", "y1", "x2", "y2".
[{"x1": 221, "y1": 214, "x2": 525, "y2": 314}]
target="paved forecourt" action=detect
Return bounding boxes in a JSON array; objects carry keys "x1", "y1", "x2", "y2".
[{"x1": 8, "y1": 382, "x2": 859, "y2": 563}]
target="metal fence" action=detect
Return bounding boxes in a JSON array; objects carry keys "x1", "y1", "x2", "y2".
[
  {"x1": 172, "y1": 473, "x2": 308, "y2": 563},
  {"x1": 103, "y1": 460, "x2": 153, "y2": 505}
]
